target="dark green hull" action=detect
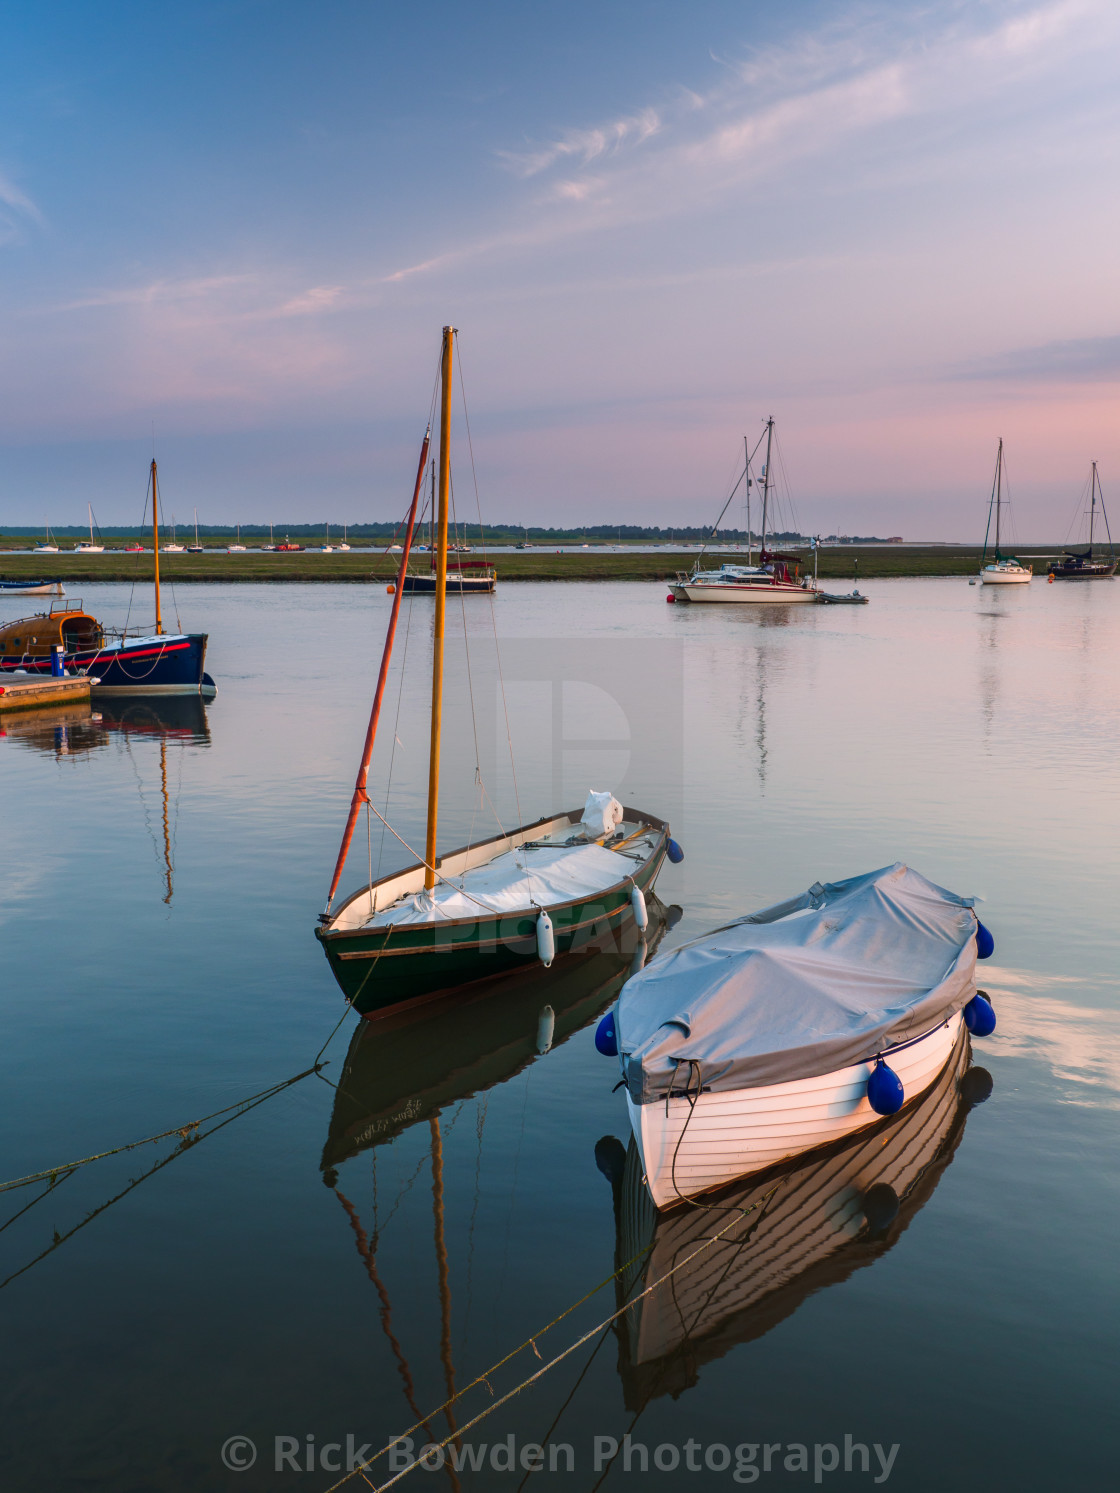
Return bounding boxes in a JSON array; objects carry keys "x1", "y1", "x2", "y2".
[{"x1": 317, "y1": 833, "x2": 668, "y2": 1017}]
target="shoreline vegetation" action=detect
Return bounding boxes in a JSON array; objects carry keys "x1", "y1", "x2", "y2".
[{"x1": 0, "y1": 545, "x2": 1066, "y2": 584}]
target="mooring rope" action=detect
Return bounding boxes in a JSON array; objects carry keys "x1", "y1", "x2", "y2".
[{"x1": 0, "y1": 1065, "x2": 324, "y2": 1196}]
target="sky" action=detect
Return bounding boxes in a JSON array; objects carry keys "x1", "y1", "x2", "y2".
[{"x1": 1, "y1": 0, "x2": 1119, "y2": 539}]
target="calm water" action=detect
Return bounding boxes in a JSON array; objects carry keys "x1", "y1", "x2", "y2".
[{"x1": 1, "y1": 578, "x2": 1117, "y2": 1492}]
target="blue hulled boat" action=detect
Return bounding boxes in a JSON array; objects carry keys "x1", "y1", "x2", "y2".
[{"x1": 0, "y1": 461, "x2": 216, "y2": 696}]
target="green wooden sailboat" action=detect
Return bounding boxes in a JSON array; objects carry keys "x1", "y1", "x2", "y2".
[{"x1": 316, "y1": 327, "x2": 677, "y2": 1018}]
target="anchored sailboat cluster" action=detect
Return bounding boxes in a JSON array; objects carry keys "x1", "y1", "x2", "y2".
[{"x1": 312, "y1": 328, "x2": 997, "y2": 1233}]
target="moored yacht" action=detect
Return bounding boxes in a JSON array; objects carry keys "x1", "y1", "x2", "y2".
[
  {"x1": 669, "y1": 419, "x2": 818, "y2": 603},
  {"x1": 979, "y1": 440, "x2": 1032, "y2": 584},
  {"x1": 1048, "y1": 462, "x2": 1116, "y2": 580}
]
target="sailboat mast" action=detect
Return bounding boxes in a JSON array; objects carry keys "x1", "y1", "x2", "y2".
[
  {"x1": 1090, "y1": 462, "x2": 1097, "y2": 552},
  {"x1": 89, "y1": 503, "x2": 94, "y2": 545},
  {"x1": 423, "y1": 326, "x2": 455, "y2": 893},
  {"x1": 994, "y1": 439, "x2": 1003, "y2": 554},
  {"x1": 151, "y1": 460, "x2": 163, "y2": 635},
  {"x1": 744, "y1": 435, "x2": 751, "y2": 563},
  {"x1": 761, "y1": 417, "x2": 774, "y2": 556}
]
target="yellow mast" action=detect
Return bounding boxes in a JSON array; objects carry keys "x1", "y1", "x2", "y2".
[
  {"x1": 151, "y1": 459, "x2": 164, "y2": 636},
  {"x1": 423, "y1": 326, "x2": 454, "y2": 891}
]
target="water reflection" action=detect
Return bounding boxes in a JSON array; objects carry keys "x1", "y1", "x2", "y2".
[
  {"x1": 320, "y1": 906, "x2": 678, "y2": 1482},
  {"x1": 1, "y1": 694, "x2": 210, "y2": 757},
  {"x1": 321, "y1": 900, "x2": 677, "y2": 1176},
  {"x1": 604, "y1": 1031, "x2": 987, "y2": 1408},
  {"x1": 2, "y1": 696, "x2": 210, "y2": 904}
]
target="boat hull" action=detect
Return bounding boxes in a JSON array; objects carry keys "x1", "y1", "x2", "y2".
[
  {"x1": 0, "y1": 580, "x2": 64, "y2": 596},
  {"x1": 672, "y1": 582, "x2": 818, "y2": 603},
  {"x1": 0, "y1": 633, "x2": 213, "y2": 695},
  {"x1": 317, "y1": 814, "x2": 669, "y2": 1016},
  {"x1": 980, "y1": 566, "x2": 1032, "y2": 584},
  {"x1": 613, "y1": 1027, "x2": 974, "y2": 1404},
  {"x1": 1048, "y1": 563, "x2": 1117, "y2": 580},
  {"x1": 402, "y1": 573, "x2": 496, "y2": 594},
  {"x1": 322, "y1": 908, "x2": 672, "y2": 1170},
  {"x1": 628, "y1": 1010, "x2": 964, "y2": 1209}
]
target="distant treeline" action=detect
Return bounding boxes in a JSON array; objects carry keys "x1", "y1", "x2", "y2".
[{"x1": 0, "y1": 522, "x2": 901, "y2": 543}]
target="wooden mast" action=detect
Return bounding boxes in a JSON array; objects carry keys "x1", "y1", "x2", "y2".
[
  {"x1": 424, "y1": 327, "x2": 455, "y2": 892},
  {"x1": 151, "y1": 459, "x2": 163, "y2": 635}
]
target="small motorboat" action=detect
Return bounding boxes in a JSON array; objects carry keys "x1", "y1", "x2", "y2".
[
  {"x1": 0, "y1": 578, "x2": 65, "y2": 596},
  {"x1": 817, "y1": 589, "x2": 868, "y2": 604},
  {"x1": 601, "y1": 1023, "x2": 989, "y2": 1405},
  {"x1": 600, "y1": 863, "x2": 995, "y2": 1209}
]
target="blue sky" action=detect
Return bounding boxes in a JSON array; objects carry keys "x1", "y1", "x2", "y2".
[{"x1": 1, "y1": 0, "x2": 1118, "y2": 537}]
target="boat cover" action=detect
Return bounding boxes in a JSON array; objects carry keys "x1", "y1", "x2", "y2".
[
  {"x1": 365, "y1": 841, "x2": 633, "y2": 926},
  {"x1": 618, "y1": 864, "x2": 978, "y2": 1102}
]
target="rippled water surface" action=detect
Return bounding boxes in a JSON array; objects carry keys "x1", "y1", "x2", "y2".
[{"x1": 2, "y1": 578, "x2": 1117, "y2": 1491}]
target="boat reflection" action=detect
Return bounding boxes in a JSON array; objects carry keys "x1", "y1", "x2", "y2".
[
  {"x1": 604, "y1": 1030, "x2": 990, "y2": 1408},
  {"x1": 321, "y1": 897, "x2": 679, "y2": 1177},
  {"x1": 0, "y1": 693, "x2": 210, "y2": 757},
  {"x1": 2, "y1": 695, "x2": 209, "y2": 903}
]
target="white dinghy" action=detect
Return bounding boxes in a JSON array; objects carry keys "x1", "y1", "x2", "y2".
[{"x1": 599, "y1": 864, "x2": 997, "y2": 1210}]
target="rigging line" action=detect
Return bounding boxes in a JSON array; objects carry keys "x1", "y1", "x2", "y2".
[
  {"x1": 120, "y1": 731, "x2": 165, "y2": 891},
  {"x1": 695, "y1": 429, "x2": 768, "y2": 567},
  {"x1": 588, "y1": 1184, "x2": 784, "y2": 1493},
  {"x1": 456, "y1": 337, "x2": 522, "y2": 828},
  {"x1": 518, "y1": 1238, "x2": 664, "y2": 1493},
  {"x1": 369, "y1": 1148, "x2": 431, "y2": 1243},
  {"x1": 460, "y1": 1095, "x2": 488, "y2": 1338},
  {"x1": 124, "y1": 466, "x2": 152, "y2": 636},
  {"x1": 495, "y1": 1066, "x2": 533, "y2": 1303},
  {"x1": 516, "y1": 1318, "x2": 615, "y2": 1493},
  {"x1": 378, "y1": 576, "x2": 417, "y2": 881},
  {"x1": 447, "y1": 468, "x2": 498, "y2": 854},
  {"x1": 318, "y1": 1186, "x2": 777, "y2": 1493},
  {"x1": 430, "y1": 1117, "x2": 463, "y2": 1458},
  {"x1": 770, "y1": 427, "x2": 799, "y2": 541},
  {"x1": 361, "y1": 800, "x2": 514, "y2": 914}
]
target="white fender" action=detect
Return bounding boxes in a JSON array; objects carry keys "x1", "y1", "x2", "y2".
[
  {"x1": 536, "y1": 1004, "x2": 555, "y2": 1054},
  {"x1": 630, "y1": 884, "x2": 648, "y2": 932},
  {"x1": 536, "y1": 909, "x2": 555, "y2": 967}
]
